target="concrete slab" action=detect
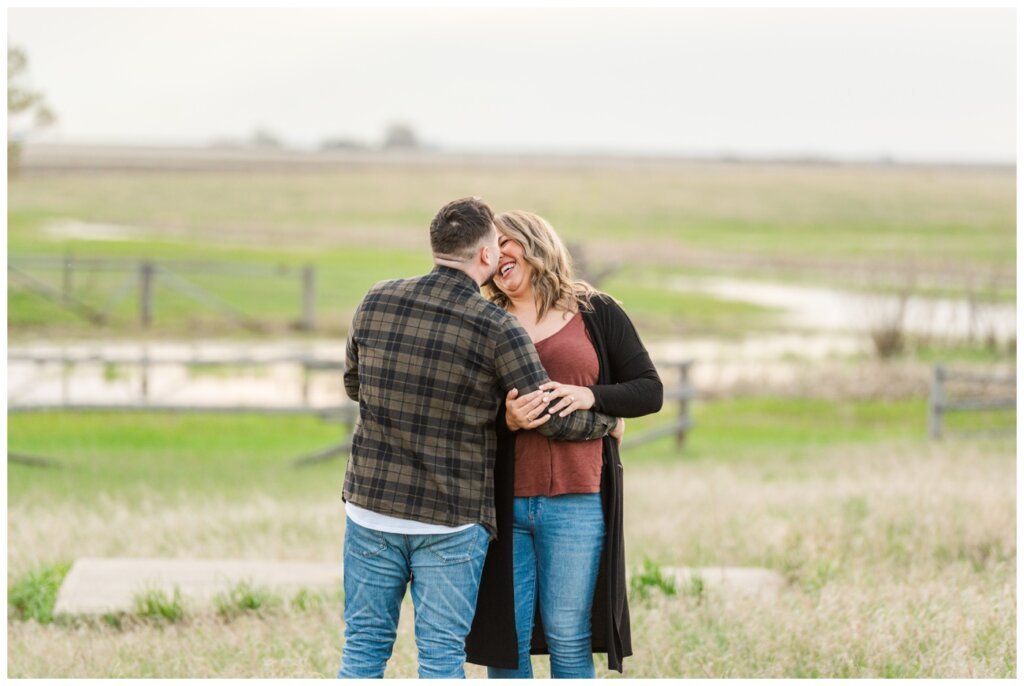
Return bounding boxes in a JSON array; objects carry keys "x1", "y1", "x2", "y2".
[
  {"x1": 661, "y1": 566, "x2": 787, "y2": 598},
  {"x1": 53, "y1": 558, "x2": 785, "y2": 616},
  {"x1": 54, "y1": 558, "x2": 342, "y2": 615}
]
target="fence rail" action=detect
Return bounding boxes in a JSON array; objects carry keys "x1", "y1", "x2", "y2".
[
  {"x1": 622, "y1": 361, "x2": 695, "y2": 450},
  {"x1": 8, "y1": 353, "x2": 696, "y2": 467},
  {"x1": 9, "y1": 255, "x2": 317, "y2": 331},
  {"x1": 928, "y1": 364, "x2": 1015, "y2": 439},
  {"x1": 11, "y1": 246, "x2": 618, "y2": 332},
  {"x1": 7, "y1": 352, "x2": 345, "y2": 411},
  {"x1": 8, "y1": 404, "x2": 349, "y2": 417}
]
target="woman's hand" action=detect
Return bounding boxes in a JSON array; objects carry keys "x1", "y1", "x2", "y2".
[
  {"x1": 537, "y1": 381, "x2": 596, "y2": 418},
  {"x1": 505, "y1": 388, "x2": 553, "y2": 432},
  {"x1": 610, "y1": 417, "x2": 625, "y2": 445}
]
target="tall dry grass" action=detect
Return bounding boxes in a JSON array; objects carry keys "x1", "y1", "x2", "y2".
[{"x1": 7, "y1": 439, "x2": 1015, "y2": 677}]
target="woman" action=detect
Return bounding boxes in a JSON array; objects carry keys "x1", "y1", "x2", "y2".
[{"x1": 465, "y1": 211, "x2": 663, "y2": 677}]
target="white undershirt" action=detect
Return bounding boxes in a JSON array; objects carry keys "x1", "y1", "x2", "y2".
[{"x1": 345, "y1": 502, "x2": 476, "y2": 535}]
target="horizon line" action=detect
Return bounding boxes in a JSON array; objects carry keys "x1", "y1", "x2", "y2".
[{"x1": 18, "y1": 139, "x2": 1016, "y2": 170}]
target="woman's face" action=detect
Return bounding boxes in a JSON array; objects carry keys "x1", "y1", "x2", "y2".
[{"x1": 493, "y1": 231, "x2": 533, "y2": 298}]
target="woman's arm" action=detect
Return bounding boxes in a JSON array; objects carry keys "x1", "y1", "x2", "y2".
[{"x1": 542, "y1": 297, "x2": 663, "y2": 418}]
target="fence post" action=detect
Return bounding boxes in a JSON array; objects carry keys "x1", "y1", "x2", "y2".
[
  {"x1": 62, "y1": 250, "x2": 74, "y2": 304},
  {"x1": 929, "y1": 364, "x2": 945, "y2": 440},
  {"x1": 139, "y1": 261, "x2": 155, "y2": 328},
  {"x1": 301, "y1": 264, "x2": 316, "y2": 331},
  {"x1": 301, "y1": 360, "x2": 310, "y2": 406},
  {"x1": 140, "y1": 350, "x2": 150, "y2": 404},
  {"x1": 676, "y1": 362, "x2": 691, "y2": 449},
  {"x1": 62, "y1": 359, "x2": 71, "y2": 406}
]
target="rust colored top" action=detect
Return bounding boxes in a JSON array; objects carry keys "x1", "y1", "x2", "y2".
[{"x1": 514, "y1": 311, "x2": 603, "y2": 497}]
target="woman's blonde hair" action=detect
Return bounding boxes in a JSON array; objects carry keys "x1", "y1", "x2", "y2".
[{"x1": 485, "y1": 210, "x2": 600, "y2": 322}]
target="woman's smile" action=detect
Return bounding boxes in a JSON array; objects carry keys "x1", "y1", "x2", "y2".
[{"x1": 495, "y1": 236, "x2": 530, "y2": 293}]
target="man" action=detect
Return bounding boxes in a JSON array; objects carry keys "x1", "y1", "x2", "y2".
[{"x1": 338, "y1": 197, "x2": 619, "y2": 679}]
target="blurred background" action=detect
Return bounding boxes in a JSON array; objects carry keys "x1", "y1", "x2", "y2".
[{"x1": 6, "y1": 6, "x2": 1016, "y2": 678}]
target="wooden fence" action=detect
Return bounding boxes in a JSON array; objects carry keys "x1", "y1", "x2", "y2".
[
  {"x1": 928, "y1": 364, "x2": 1015, "y2": 439},
  {"x1": 621, "y1": 360, "x2": 695, "y2": 450},
  {"x1": 295, "y1": 359, "x2": 696, "y2": 468},
  {"x1": 8, "y1": 353, "x2": 696, "y2": 467},
  {"x1": 7, "y1": 350, "x2": 344, "y2": 413},
  {"x1": 9, "y1": 255, "x2": 317, "y2": 331}
]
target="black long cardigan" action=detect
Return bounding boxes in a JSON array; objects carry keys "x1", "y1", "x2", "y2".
[{"x1": 466, "y1": 294, "x2": 664, "y2": 673}]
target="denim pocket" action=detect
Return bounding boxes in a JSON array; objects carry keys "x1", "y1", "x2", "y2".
[
  {"x1": 346, "y1": 519, "x2": 388, "y2": 558},
  {"x1": 425, "y1": 525, "x2": 487, "y2": 564}
]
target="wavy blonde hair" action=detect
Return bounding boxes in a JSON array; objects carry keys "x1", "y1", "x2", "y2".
[{"x1": 485, "y1": 210, "x2": 600, "y2": 322}]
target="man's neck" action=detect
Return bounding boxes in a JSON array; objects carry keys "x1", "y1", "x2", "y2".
[{"x1": 433, "y1": 257, "x2": 483, "y2": 286}]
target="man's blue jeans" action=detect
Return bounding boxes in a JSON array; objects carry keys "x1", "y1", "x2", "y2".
[
  {"x1": 337, "y1": 517, "x2": 491, "y2": 679},
  {"x1": 487, "y1": 493, "x2": 605, "y2": 679}
]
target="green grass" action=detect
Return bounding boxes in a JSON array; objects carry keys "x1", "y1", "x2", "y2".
[
  {"x1": 213, "y1": 581, "x2": 281, "y2": 619},
  {"x1": 7, "y1": 164, "x2": 1015, "y2": 337},
  {"x1": 7, "y1": 244, "x2": 431, "y2": 338},
  {"x1": 8, "y1": 395, "x2": 1004, "y2": 513},
  {"x1": 620, "y1": 395, "x2": 933, "y2": 465},
  {"x1": 601, "y1": 271, "x2": 781, "y2": 336},
  {"x1": 635, "y1": 261, "x2": 1017, "y2": 305},
  {"x1": 6, "y1": 412, "x2": 347, "y2": 504},
  {"x1": 7, "y1": 245, "x2": 781, "y2": 339},
  {"x1": 911, "y1": 340, "x2": 1016, "y2": 364},
  {"x1": 6, "y1": 396, "x2": 941, "y2": 506},
  {"x1": 8, "y1": 165, "x2": 1014, "y2": 269},
  {"x1": 8, "y1": 561, "x2": 73, "y2": 623},
  {"x1": 133, "y1": 587, "x2": 186, "y2": 623},
  {"x1": 290, "y1": 587, "x2": 333, "y2": 613},
  {"x1": 629, "y1": 558, "x2": 678, "y2": 602},
  {"x1": 5, "y1": 434, "x2": 1014, "y2": 677}
]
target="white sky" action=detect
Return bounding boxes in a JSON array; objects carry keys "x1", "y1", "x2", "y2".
[{"x1": 7, "y1": 7, "x2": 1017, "y2": 162}]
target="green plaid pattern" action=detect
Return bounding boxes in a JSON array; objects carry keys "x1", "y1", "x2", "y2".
[{"x1": 342, "y1": 266, "x2": 617, "y2": 534}]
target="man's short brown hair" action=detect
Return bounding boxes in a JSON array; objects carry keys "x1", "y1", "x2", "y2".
[{"x1": 430, "y1": 197, "x2": 495, "y2": 260}]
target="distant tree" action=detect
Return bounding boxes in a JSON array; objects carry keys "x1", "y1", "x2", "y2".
[
  {"x1": 249, "y1": 127, "x2": 283, "y2": 149},
  {"x1": 383, "y1": 123, "x2": 418, "y2": 149},
  {"x1": 8, "y1": 45, "x2": 56, "y2": 176},
  {"x1": 320, "y1": 136, "x2": 367, "y2": 151}
]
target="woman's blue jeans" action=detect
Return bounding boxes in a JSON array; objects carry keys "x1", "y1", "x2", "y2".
[
  {"x1": 487, "y1": 493, "x2": 605, "y2": 679},
  {"x1": 338, "y1": 517, "x2": 490, "y2": 679}
]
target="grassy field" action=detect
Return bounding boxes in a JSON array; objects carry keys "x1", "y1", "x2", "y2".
[
  {"x1": 6, "y1": 244, "x2": 783, "y2": 339},
  {"x1": 7, "y1": 161, "x2": 1015, "y2": 338},
  {"x1": 6, "y1": 403, "x2": 1015, "y2": 677},
  {"x1": 8, "y1": 164, "x2": 1015, "y2": 269},
  {"x1": 6, "y1": 156, "x2": 1016, "y2": 677},
  {"x1": 6, "y1": 396, "x2": 934, "y2": 507}
]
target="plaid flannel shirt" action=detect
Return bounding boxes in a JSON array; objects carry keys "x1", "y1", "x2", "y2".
[{"x1": 342, "y1": 266, "x2": 618, "y2": 535}]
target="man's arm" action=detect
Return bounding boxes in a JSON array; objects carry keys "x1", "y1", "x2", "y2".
[
  {"x1": 343, "y1": 308, "x2": 361, "y2": 402},
  {"x1": 494, "y1": 318, "x2": 617, "y2": 441}
]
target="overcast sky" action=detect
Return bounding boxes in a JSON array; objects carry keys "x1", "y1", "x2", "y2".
[{"x1": 7, "y1": 7, "x2": 1017, "y2": 162}]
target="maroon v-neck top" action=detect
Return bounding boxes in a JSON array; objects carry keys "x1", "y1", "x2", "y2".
[{"x1": 514, "y1": 312, "x2": 603, "y2": 497}]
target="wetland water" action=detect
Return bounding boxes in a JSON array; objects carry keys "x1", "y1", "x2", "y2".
[{"x1": 8, "y1": 280, "x2": 1014, "y2": 407}]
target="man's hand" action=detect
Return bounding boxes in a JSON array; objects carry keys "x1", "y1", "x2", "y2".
[
  {"x1": 538, "y1": 381, "x2": 596, "y2": 417},
  {"x1": 610, "y1": 417, "x2": 625, "y2": 446},
  {"x1": 505, "y1": 388, "x2": 553, "y2": 432}
]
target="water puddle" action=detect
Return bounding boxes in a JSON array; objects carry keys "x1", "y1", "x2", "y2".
[
  {"x1": 665, "y1": 276, "x2": 1015, "y2": 342},
  {"x1": 8, "y1": 334, "x2": 868, "y2": 408},
  {"x1": 43, "y1": 219, "x2": 146, "y2": 242},
  {"x1": 8, "y1": 340, "x2": 348, "y2": 409}
]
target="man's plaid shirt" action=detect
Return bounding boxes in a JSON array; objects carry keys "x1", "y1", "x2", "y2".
[{"x1": 342, "y1": 265, "x2": 617, "y2": 535}]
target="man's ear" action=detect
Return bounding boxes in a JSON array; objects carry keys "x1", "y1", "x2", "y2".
[{"x1": 481, "y1": 243, "x2": 495, "y2": 267}]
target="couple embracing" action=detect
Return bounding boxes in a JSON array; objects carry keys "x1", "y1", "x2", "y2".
[{"x1": 338, "y1": 197, "x2": 663, "y2": 679}]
